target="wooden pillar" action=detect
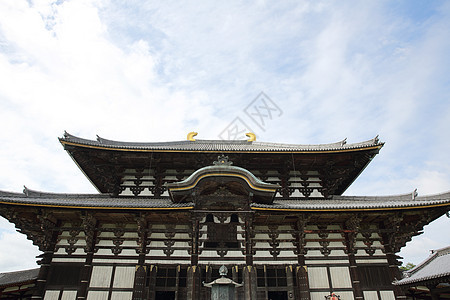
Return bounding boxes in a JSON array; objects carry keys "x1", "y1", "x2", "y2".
[
  {"x1": 243, "y1": 215, "x2": 254, "y2": 266},
  {"x1": 187, "y1": 214, "x2": 200, "y2": 300},
  {"x1": 132, "y1": 266, "x2": 147, "y2": 300},
  {"x1": 286, "y1": 265, "x2": 296, "y2": 299},
  {"x1": 381, "y1": 215, "x2": 407, "y2": 300},
  {"x1": 147, "y1": 265, "x2": 157, "y2": 300},
  {"x1": 344, "y1": 216, "x2": 364, "y2": 300},
  {"x1": 385, "y1": 251, "x2": 406, "y2": 300},
  {"x1": 32, "y1": 212, "x2": 58, "y2": 300},
  {"x1": 429, "y1": 286, "x2": 440, "y2": 300},
  {"x1": 132, "y1": 215, "x2": 149, "y2": 300},
  {"x1": 78, "y1": 252, "x2": 94, "y2": 300},
  {"x1": 186, "y1": 266, "x2": 200, "y2": 300},
  {"x1": 190, "y1": 217, "x2": 199, "y2": 266},
  {"x1": 232, "y1": 266, "x2": 239, "y2": 300},
  {"x1": 348, "y1": 254, "x2": 363, "y2": 300},
  {"x1": 296, "y1": 265, "x2": 310, "y2": 300},
  {"x1": 78, "y1": 213, "x2": 98, "y2": 300},
  {"x1": 243, "y1": 266, "x2": 257, "y2": 300},
  {"x1": 31, "y1": 251, "x2": 53, "y2": 300},
  {"x1": 294, "y1": 216, "x2": 310, "y2": 300}
]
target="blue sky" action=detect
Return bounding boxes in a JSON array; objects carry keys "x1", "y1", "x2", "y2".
[{"x1": 0, "y1": 0, "x2": 449, "y2": 272}]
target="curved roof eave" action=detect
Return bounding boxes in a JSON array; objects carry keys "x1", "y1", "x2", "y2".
[
  {"x1": 59, "y1": 132, "x2": 384, "y2": 153},
  {"x1": 167, "y1": 165, "x2": 280, "y2": 193},
  {"x1": 0, "y1": 189, "x2": 449, "y2": 211}
]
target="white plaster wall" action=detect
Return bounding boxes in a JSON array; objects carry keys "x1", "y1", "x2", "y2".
[
  {"x1": 308, "y1": 267, "x2": 329, "y2": 289},
  {"x1": 277, "y1": 250, "x2": 296, "y2": 258},
  {"x1": 310, "y1": 292, "x2": 329, "y2": 300},
  {"x1": 111, "y1": 292, "x2": 133, "y2": 300},
  {"x1": 306, "y1": 260, "x2": 349, "y2": 265},
  {"x1": 92, "y1": 259, "x2": 138, "y2": 264},
  {"x1": 121, "y1": 240, "x2": 138, "y2": 247},
  {"x1": 113, "y1": 266, "x2": 135, "y2": 288},
  {"x1": 148, "y1": 249, "x2": 165, "y2": 256},
  {"x1": 305, "y1": 250, "x2": 322, "y2": 257},
  {"x1": 90, "y1": 266, "x2": 112, "y2": 288},
  {"x1": 61, "y1": 291, "x2": 77, "y2": 300},
  {"x1": 254, "y1": 234, "x2": 269, "y2": 239},
  {"x1": 149, "y1": 232, "x2": 166, "y2": 239},
  {"x1": 380, "y1": 291, "x2": 396, "y2": 300},
  {"x1": 329, "y1": 266, "x2": 352, "y2": 288},
  {"x1": 96, "y1": 240, "x2": 114, "y2": 246},
  {"x1": 253, "y1": 260, "x2": 297, "y2": 265},
  {"x1": 254, "y1": 242, "x2": 271, "y2": 248},
  {"x1": 336, "y1": 291, "x2": 354, "y2": 300},
  {"x1": 171, "y1": 250, "x2": 190, "y2": 257},
  {"x1": 43, "y1": 290, "x2": 60, "y2": 300},
  {"x1": 277, "y1": 234, "x2": 292, "y2": 240},
  {"x1": 52, "y1": 258, "x2": 86, "y2": 263},
  {"x1": 329, "y1": 250, "x2": 346, "y2": 257},
  {"x1": 363, "y1": 291, "x2": 379, "y2": 300},
  {"x1": 355, "y1": 259, "x2": 388, "y2": 264},
  {"x1": 87, "y1": 291, "x2": 108, "y2": 300},
  {"x1": 306, "y1": 242, "x2": 321, "y2": 248}
]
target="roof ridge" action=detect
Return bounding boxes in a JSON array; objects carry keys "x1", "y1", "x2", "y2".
[
  {"x1": 22, "y1": 186, "x2": 109, "y2": 198},
  {"x1": 60, "y1": 132, "x2": 384, "y2": 151}
]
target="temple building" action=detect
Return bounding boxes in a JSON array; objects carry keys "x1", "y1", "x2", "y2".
[{"x1": 0, "y1": 132, "x2": 449, "y2": 300}]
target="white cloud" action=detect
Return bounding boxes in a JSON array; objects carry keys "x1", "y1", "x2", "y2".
[
  {"x1": 0, "y1": 0, "x2": 449, "y2": 271},
  {"x1": 0, "y1": 218, "x2": 41, "y2": 272}
]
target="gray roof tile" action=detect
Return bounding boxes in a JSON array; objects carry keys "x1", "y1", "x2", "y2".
[
  {"x1": 251, "y1": 191, "x2": 450, "y2": 210},
  {"x1": 1, "y1": 189, "x2": 449, "y2": 211},
  {"x1": 0, "y1": 268, "x2": 39, "y2": 287},
  {"x1": 60, "y1": 132, "x2": 383, "y2": 152},
  {"x1": 394, "y1": 246, "x2": 450, "y2": 285},
  {"x1": 0, "y1": 189, "x2": 193, "y2": 209}
]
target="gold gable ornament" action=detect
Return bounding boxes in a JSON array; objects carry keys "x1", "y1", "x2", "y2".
[
  {"x1": 187, "y1": 132, "x2": 198, "y2": 141},
  {"x1": 246, "y1": 132, "x2": 256, "y2": 142}
]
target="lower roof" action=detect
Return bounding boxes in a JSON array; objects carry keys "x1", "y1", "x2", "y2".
[
  {"x1": 0, "y1": 268, "x2": 39, "y2": 288},
  {"x1": 0, "y1": 189, "x2": 449, "y2": 212},
  {"x1": 394, "y1": 246, "x2": 450, "y2": 286}
]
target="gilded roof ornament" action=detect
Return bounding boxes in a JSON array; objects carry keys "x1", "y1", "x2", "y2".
[
  {"x1": 246, "y1": 132, "x2": 256, "y2": 142},
  {"x1": 187, "y1": 132, "x2": 198, "y2": 141},
  {"x1": 213, "y1": 155, "x2": 233, "y2": 166}
]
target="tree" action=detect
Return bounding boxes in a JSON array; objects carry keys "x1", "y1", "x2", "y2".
[{"x1": 400, "y1": 262, "x2": 416, "y2": 271}]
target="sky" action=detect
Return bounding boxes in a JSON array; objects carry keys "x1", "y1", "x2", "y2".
[{"x1": 0, "y1": 0, "x2": 449, "y2": 272}]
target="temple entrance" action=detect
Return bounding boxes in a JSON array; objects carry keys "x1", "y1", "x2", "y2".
[
  {"x1": 268, "y1": 291, "x2": 288, "y2": 300},
  {"x1": 155, "y1": 291, "x2": 175, "y2": 300}
]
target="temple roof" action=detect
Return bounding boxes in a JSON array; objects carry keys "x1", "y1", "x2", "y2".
[
  {"x1": 0, "y1": 268, "x2": 39, "y2": 288},
  {"x1": 58, "y1": 133, "x2": 384, "y2": 196},
  {"x1": 60, "y1": 132, "x2": 383, "y2": 153},
  {"x1": 1, "y1": 188, "x2": 449, "y2": 211},
  {"x1": 0, "y1": 189, "x2": 193, "y2": 210},
  {"x1": 394, "y1": 246, "x2": 450, "y2": 286},
  {"x1": 252, "y1": 191, "x2": 450, "y2": 211}
]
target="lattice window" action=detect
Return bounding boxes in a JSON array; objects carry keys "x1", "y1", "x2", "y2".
[
  {"x1": 257, "y1": 266, "x2": 288, "y2": 287},
  {"x1": 155, "y1": 267, "x2": 177, "y2": 288},
  {"x1": 47, "y1": 263, "x2": 83, "y2": 287},
  {"x1": 357, "y1": 265, "x2": 392, "y2": 289}
]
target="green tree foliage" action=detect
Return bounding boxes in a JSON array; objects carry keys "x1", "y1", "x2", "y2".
[{"x1": 400, "y1": 262, "x2": 416, "y2": 271}]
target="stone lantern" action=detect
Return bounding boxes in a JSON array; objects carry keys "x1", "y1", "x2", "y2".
[{"x1": 203, "y1": 265, "x2": 243, "y2": 300}]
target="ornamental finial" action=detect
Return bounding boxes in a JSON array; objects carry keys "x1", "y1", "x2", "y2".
[
  {"x1": 246, "y1": 132, "x2": 256, "y2": 142},
  {"x1": 187, "y1": 132, "x2": 198, "y2": 141},
  {"x1": 213, "y1": 155, "x2": 233, "y2": 166},
  {"x1": 219, "y1": 265, "x2": 228, "y2": 276}
]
